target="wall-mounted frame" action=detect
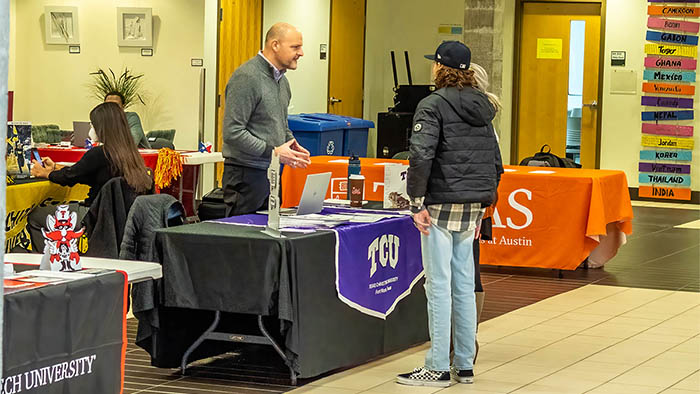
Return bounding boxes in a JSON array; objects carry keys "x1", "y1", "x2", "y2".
[
  {"x1": 117, "y1": 7, "x2": 153, "y2": 47},
  {"x1": 45, "y1": 6, "x2": 80, "y2": 45}
]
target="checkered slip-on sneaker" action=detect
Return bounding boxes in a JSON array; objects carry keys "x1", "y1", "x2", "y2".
[
  {"x1": 397, "y1": 367, "x2": 451, "y2": 387},
  {"x1": 451, "y1": 368, "x2": 474, "y2": 384}
]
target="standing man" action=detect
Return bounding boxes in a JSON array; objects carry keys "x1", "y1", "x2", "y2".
[{"x1": 222, "y1": 22, "x2": 311, "y2": 216}]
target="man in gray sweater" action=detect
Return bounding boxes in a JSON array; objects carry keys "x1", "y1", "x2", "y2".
[{"x1": 222, "y1": 22, "x2": 311, "y2": 216}]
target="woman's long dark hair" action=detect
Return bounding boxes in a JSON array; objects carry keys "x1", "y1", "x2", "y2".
[{"x1": 89, "y1": 102, "x2": 152, "y2": 193}]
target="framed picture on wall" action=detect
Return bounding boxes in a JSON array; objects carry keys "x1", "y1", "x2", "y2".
[
  {"x1": 117, "y1": 7, "x2": 153, "y2": 47},
  {"x1": 44, "y1": 6, "x2": 80, "y2": 45}
]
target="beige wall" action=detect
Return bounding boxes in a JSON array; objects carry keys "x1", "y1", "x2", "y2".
[
  {"x1": 11, "y1": 0, "x2": 204, "y2": 150},
  {"x1": 263, "y1": 0, "x2": 330, "y2": 114},
  {"x1": 364, "y1": 0, "x2": 465, "y2": 157},
  {"x1": 600, "y1": 0, "x2": 699, "y2": 189}
]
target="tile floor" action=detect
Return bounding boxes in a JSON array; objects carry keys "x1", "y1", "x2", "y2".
[
  {"x1": 290, "y1": 285, "x2": 700, "y2": 394},
  {"x1": 123, "y1": 203, "x2": 699, "y2": 393}
]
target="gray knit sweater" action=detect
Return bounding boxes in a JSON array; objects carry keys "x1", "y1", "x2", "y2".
[{"x1": 222, "y1": 54, "x2": 294, "y2": 169}]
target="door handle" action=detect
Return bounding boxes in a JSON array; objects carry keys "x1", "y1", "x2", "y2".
[
  {"x1": 583, "y1": 100, "x2": 598, "y2": 110},
  {"x1": 329, "y1": 97, "x2": 342, "y2": 104}
]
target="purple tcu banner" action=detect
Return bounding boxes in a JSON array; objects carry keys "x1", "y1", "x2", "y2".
[
  {"x1": 212, "y1": 208, "x2": 424, "y2": 319},
  {"x1": 333, "y1": 213, "x2": 423, "y2": 319}
]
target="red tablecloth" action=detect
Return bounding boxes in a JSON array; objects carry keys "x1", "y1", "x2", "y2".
[{"x1": 37, "y1": 147, "x2": 160, "y2": 172}]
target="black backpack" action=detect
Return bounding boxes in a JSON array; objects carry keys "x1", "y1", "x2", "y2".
[{"x1": 519, "y1": 145, "x2": 581, "y2": 168}]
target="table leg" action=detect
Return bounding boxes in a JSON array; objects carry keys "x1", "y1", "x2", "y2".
[
  {"x1": 180, "y1": 310, "x2": 221, "y2": 374},
  {"x1": 179, "y1": 311, "x2": 298, "y2": 385},
  {"x1": 257, "y1": 315, "x2": 297, "y2": 386}
]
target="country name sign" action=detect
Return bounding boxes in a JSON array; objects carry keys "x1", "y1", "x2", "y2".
[
  {"x1": 642, "y1": 82, "x2": 695, "y2": 95},
  {"x1": 639, "y1": 173, "x2": 691, "y2": 187},
  {"x1": 648, "y1": 17, "x2": 700, "y2": 34},
  {"x1": 642, "y1": 124, "x2": 694, "y2": 137},
  {"x1": 640, "y1": 150, "x2": 692, "y2": 162},
  {"x1": 645, "y1": 43, "x2": 698, "y2": 57},
  {"x1": 646, "y1": 31, "x2": 699, "y2": 46},
  {"x1": 643, "y1": 69, "x2": 696, "y2": 82},
  {"x1": 644, "y1": 56, "x2": 697, "y2": 70},
  {"x1": 641, "y1": 96, "x2": 693, "y2": 108},
  {"x1": 638, "y1": 162, "x2": 691, "y2": 174},
  {"x1": 648, "y1": 6, "x2": 700, "y2": 17},
  {"x1": 641, "y1": 135, "x2": 695, "y2": 150},
  {"x1": 639, "y1": 185, "x2": 692, "y2": 201},
  {"x1": 641, "y1": 110, "x2": 694, "y2": 121}
]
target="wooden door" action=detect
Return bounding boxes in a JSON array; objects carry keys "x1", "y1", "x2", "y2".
[
  {"x1": 515, "y1": 2, "x2": 601, "y2": 168},
  {"x1": 327, "y1": 0, "x2": 366, "y2": 117},
  {"x1": 215, "y1": 0, "x2": 263, "y2": 184}
]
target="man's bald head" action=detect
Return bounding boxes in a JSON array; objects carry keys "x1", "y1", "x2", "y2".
[
  {"x1": 265, "y1": 22, "x2": 297, "y2": 45},
  {"x1": 262, "y1": 22, "x2": 304, "y2": 71}
]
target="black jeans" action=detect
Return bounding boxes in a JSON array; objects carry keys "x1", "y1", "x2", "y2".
[{"x1": 222, "y1": 164, "x2": 270, "y2": 216}]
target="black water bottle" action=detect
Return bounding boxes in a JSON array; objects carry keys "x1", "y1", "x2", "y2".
[{"x1": 347, "y1": 155, "x2": 361, "y2": 199}]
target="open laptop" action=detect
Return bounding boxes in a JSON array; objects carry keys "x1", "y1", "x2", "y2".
[
  {"x1": 260, "y1": 172, "x2": 331, "y2": 216},
  {"x1": 72, "y1": 121, "x2": 92, "y2": 147}
]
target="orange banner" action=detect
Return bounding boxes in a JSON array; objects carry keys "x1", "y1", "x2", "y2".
[
  {"x1": 639, "y1": 185, "x2": 691, "y2": 201},
  {"x1": 281, "y1": 157, "x2": 634, "y2": 270},
  {"x1": 642, "y1": 82, "x2": 696, "y2": 96},
  {"x1": 648, "y1": 5, "x2": 700, "y2": 17}
]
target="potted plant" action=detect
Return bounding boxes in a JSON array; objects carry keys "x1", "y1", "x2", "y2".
[{"x1": 88, "y1": 67, "x2": 146, "y2": 109}]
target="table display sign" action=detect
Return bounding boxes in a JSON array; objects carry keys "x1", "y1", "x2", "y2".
[
  {"x1": 6, "y1": 121, "x2": 31, "y2": 179},
  {"x1": 39, "y1": 205, "x2": 84, "y2": 272},
  {"x1": 641, "y1": 3, "x2": 697, "y2": 200}
]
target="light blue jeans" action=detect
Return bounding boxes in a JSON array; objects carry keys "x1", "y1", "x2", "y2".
[{"x1": 422, "y1": 222, "x2": 477, "y2": 372}]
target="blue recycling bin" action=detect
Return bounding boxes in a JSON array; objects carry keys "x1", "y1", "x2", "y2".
[
  {"x1": 288, "y1": 114, "x2": 346, "y2": 156},
  {"x1": 288, "y1": 113, "x2": 375, "y2": 157}
]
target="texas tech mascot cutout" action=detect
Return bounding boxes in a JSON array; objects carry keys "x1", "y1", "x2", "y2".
[{"x1": 40, "y1": 205, "x2": 84, "y2": 272}]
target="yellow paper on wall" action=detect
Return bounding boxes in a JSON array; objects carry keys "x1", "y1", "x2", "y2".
[
  {"x1": 537, "y1": 38, "x2": 562, "y2": 59},
  {"x1": 641, "y1": 135, "x2": 695, "y2": 150},
  {"x1": 644, "y1": 44, "x2": 697, "y2": 58}
]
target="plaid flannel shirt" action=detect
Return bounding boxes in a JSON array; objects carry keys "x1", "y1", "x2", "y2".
[{"x1": 427, "y1": 203, "x2": 485, "y2": 233}]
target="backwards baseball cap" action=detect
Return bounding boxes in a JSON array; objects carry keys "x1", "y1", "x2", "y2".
[{"x1": 424, "y1": 41, "x2": 471, "y2": 70}]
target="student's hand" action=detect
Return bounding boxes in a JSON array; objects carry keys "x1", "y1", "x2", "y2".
[
  {"x1": 31, "y1": 158, "x2": 55, "y2": 178},
  {"x1": 412, "y1": 208, "x2": 431, "y2": 236},
  {"x1": 275, "y1": 140, "x2": 311, "y2": 168}
]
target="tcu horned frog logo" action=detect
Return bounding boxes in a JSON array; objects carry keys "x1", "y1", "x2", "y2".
[{"x1": 42, "y1": 205, "x2": 84, "y2": 271}]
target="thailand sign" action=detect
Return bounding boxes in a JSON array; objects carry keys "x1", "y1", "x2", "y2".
[{"x1": 638, "y1": 173, "x2": 691, "y2": 187}]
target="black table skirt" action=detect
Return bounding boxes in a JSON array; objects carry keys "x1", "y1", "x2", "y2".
[
  {"x1": 4, "y1": 272, "x2": 127, "y2": 393},
  {"x1": 136, "y1": 221, "x2": 428, "y2": 378}
]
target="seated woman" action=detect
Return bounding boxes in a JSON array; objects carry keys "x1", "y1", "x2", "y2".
[{"x1": 28, "y1": 102, "x2": 153, "y2": 252}]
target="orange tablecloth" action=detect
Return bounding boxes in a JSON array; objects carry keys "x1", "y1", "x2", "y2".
[
  {"x1": 281, "y1": 156, "x2": 634, "y2": 270},
  {"x1": 37, "y1": 146, "x2": 160, "y2": 172},
  {"x1": 281, "y1": 156, "x2": 408, "y2": 206}
]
